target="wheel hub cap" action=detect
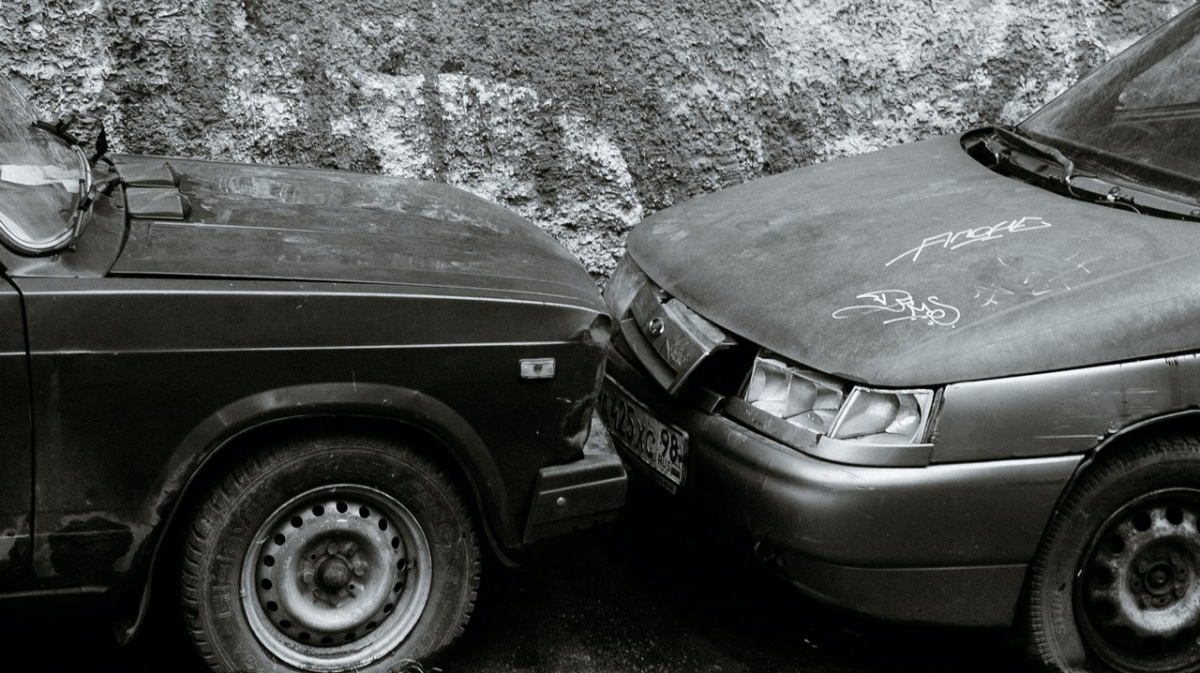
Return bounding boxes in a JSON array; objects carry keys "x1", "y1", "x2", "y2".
[{"x1": 317, "y1": 557, "x2": 352, "y2": 592}]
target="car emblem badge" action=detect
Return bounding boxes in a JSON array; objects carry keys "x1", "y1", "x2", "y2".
[{"x1": 647, "y1": 317, "x2": 665, "y2": 337}]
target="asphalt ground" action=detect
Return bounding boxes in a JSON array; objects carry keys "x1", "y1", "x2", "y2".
[{"x1": 2, "y1": 478, "x2": 1035, "y2": 673}]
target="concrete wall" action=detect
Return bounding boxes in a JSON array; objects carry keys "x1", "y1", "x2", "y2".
[{"x1": 2, "y1": 0, "x2": 1190, "y2": 279}]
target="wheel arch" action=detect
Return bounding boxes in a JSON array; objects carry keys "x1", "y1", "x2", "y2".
[
  {"x1": 1023, "y1": 409, "x2": 1200, "y2": 614},
  {"x1": 1047, "y1": 410, "x2": 1200, "y2": 523},
  {"x1": 116, "y1": 382, "x2": 518, "y2": 643},
  {"x1": 1022, "y1": 411, "x2": 1200, "y2": 671}
]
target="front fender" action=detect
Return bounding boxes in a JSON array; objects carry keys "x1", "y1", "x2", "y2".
[
  {"x1": 166, "y1": 382, "x2": 510, "y2": 542},
  {"x1": 115, "y1": 382, "x2": 514, "y2": 643}
]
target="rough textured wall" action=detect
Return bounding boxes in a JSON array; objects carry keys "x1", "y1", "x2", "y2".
[{"x1": 1, "y1": 0, "x2": 1191, "y2": 279}]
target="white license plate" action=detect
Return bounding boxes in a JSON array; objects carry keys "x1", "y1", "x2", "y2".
[{"x1": 599, "y1": 381, "x2": 688, "y2": 492}]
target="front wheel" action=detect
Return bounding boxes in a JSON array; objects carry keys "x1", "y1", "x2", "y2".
[
  {"x1": 1025, "y1": 433, "x2": 1200, "y2": 673},
  {"x1": 181, "y1": 435, "x2": 480, "y2": 673}
]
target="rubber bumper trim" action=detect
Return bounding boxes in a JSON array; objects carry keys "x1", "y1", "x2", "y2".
[{"x1": 523, "y1": 414, "x2": 628, "y2": 543}]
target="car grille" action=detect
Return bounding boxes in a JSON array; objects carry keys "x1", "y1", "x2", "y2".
[{"x1": 616, "y1": 282, "x2": 757, "y2": 401}]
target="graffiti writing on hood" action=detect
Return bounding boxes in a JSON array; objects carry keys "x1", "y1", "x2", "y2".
[
  {"x1": 886, "y1": 217, "x2": 1052, "y2": 267},
  {"x1": 832, "y1": 290, "x2": 960, "y2": 327}
]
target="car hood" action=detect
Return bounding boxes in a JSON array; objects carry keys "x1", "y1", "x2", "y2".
[
  {"x1": 629, "y1": 134, "x2": 1200, "y2": 386},
  {"x1": 109, "y1": 156, "x2": 602, "y2": 309}
]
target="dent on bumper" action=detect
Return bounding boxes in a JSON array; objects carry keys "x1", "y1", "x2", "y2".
[
  {"x1": 523, "y1": 414, "x2": 628, "y2": 543},
  {"x1": 605, "y1": 348, "x2": 1082, "y2": 626}
]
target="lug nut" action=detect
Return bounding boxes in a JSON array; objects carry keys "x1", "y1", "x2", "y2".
[{"x1": 302, "y1": 570, "x2": 315, "y2": 584}]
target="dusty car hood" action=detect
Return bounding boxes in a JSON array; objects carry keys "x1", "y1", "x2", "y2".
[
  {"x1": 629, "y1": 134, "x2": 1200, "y2": 386},
  {"x1": 110, "y1": 157, "x2": 602, "y2": 308}
]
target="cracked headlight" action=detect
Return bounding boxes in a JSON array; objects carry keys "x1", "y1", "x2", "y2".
[{"x1": 743, "y1": 355, "x2": 845, "y2": 434}]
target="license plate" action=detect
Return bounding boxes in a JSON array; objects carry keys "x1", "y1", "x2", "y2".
[{"x1": 598, "y1": 380, "x2": 689, "y2": 493}]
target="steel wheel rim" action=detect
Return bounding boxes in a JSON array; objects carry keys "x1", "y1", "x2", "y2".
[
  {"x1": 240, "y1": 484, "x2": 433, "y2": 671},
  {"x1": 1078, "y1": 488, "x2": 1200, "y2": 673}
]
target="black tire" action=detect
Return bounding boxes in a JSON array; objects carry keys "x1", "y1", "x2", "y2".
[
  {"x1": 1025, "y1": 433, "x2": 1200, "y2": 673},
  {"x1": 181, "y1": 435, "x2": 480, "y2": 673}
]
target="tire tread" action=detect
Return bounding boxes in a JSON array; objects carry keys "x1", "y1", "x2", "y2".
[{"x1": 1024, "y1": 432, "x2": 1200, "y2": 673}]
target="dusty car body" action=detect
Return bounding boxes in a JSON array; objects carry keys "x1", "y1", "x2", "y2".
[
  {"x1": 602, "y1": 8, "x2": 1200, "y2": 673},
  {"x1": 0, "y1": 79, "x2": 625, "y2": 672}
]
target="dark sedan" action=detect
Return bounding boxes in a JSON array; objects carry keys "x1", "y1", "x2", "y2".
[
  {"x1": 0, "y1": 78, "x2": 625, "y2": 673},
  {"x1": 602, "y1": 8, "x2": 1200, "y2": 673}
]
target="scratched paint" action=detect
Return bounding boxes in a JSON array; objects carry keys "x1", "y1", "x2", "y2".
[
  {"x1": 935, "y1": 356, "x2": 1193, "y2": 463},
  {"x1": 968, "y1": 251, "x2": 1104, "y2": 308}
]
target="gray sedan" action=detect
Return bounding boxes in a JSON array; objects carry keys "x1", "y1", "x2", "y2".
[{"x1": 601, "y1": 7, "x2": 1200, "y2": 673}]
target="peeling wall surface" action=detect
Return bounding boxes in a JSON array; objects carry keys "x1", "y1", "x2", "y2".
[{"x1": 1, "y1": 0, "x2": 1189, "y2": 279}]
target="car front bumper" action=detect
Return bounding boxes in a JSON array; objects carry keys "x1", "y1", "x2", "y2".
[
  {"x1": 604, "y1": 345, "x2": 1082, "y2": 627},
  {"x1": 523, "y1": 413, "x2": 628, "y2": 543}
]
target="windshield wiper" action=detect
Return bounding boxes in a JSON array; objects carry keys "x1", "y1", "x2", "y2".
[
  {"x1": 1069, "y1": 173, "x2": 1200, "y2": 221},
  {"x1": 993, "y1": 126, "x2": 1077, "y2": 186},
  {"x1": 974, "y1": 126, "x2": 1200, "y2": 221},
  {"x1": 983, "y1": 127, "x2": 1200, "y2": 221},
  {"x1": 33, "y1": 116, "x2": 84, "y2": 148}
]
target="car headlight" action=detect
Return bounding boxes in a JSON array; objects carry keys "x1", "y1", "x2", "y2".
[
  {"x1": 743, "y1": 355, "x2": 845, "y2": 434},
  {"x1": 728, "y1": 351, "x2": 938, "y2": 466},
  {"x1": 828, "y1": 388, "x2": 934, "y2": 444},
  {"x1": 604, "y1": 253, "x2": 649, "y2": 320}
]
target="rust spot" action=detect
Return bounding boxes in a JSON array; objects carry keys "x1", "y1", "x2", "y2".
[
  {"x1": 0, "y1": 525, "x2": 30, "y2": 582},
  {"x1": 48, "y1": 517, "x2": 134, "y2": 581}
]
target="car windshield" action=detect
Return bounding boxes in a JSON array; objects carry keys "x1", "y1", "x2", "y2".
[
  {"x1": 0, "y1": 80, "x2": 85, "y2": 253},
  {"x1": 1019, "y1": 6, "x2": 1200, "y2": 205}
]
